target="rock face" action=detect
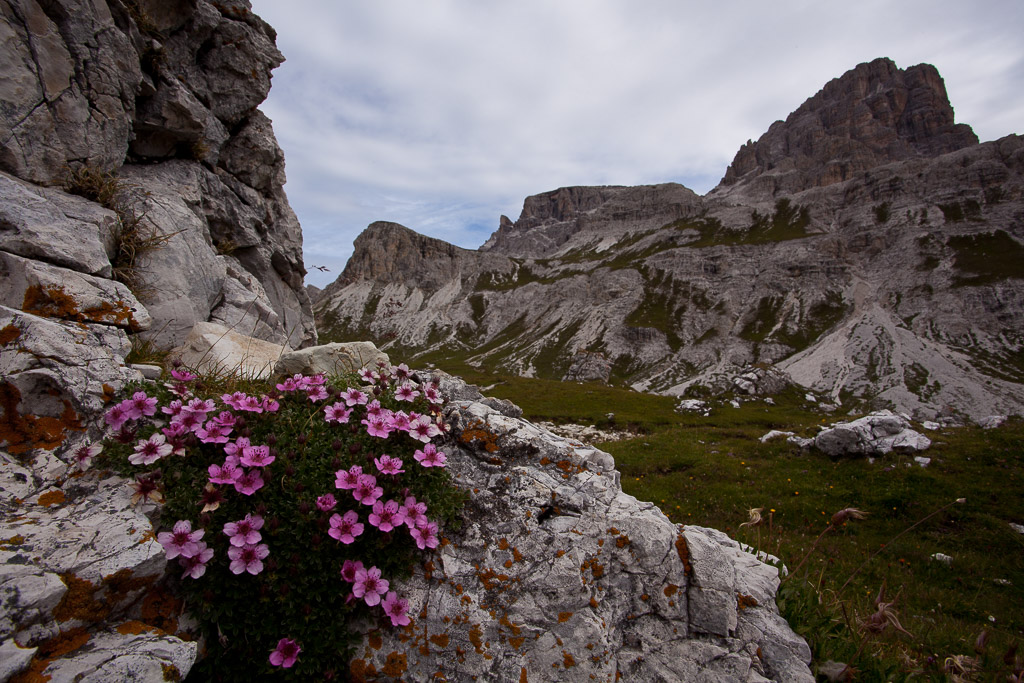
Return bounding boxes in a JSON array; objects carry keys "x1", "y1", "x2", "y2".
[
  {"x1": 350, "y1": 375, "x2": 813, "y2": 682},
  {"x1": 317, "y1": 59, "x2": 1024, "y2": 422},
  {"x1": 0, "y1": 0, "x2": 315, "y2": 349},
  {"x1": 0, "y1": 1, "x2": 316, "y2": 677}
]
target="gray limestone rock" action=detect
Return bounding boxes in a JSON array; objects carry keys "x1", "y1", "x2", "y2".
[
  {"x1": 274, "y1": 341, "x2": 389, "y2": 378},
  {"x1": 171, "y1": 321, "x2": 288, "y2": 379},
  {"x1": 27, "y1": 627, "x2": 197, "y2": 682},
  {"x1": 813, "y1": 410, "x2": 931, "y2": 457},
  {"x1": 0, "y1": 172, "x2": 117, "y2": 278}
]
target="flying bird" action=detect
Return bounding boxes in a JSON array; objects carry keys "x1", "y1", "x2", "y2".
[{"x1": 310, "y1": 265, "x2": 329, "y2": 272}]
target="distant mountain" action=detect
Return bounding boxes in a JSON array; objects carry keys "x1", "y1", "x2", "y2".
[{"x1": 315, "y1": 58, "x2": 1024, "y2": 422}]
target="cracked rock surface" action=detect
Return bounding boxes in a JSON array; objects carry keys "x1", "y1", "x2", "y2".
[{"x1": 350, "y1": 376, "x2": 813, "y2": 682}]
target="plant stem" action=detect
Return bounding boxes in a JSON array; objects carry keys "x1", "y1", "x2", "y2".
[{"x1": 839, "y1": 498, "x2": 964, "y2": 593}]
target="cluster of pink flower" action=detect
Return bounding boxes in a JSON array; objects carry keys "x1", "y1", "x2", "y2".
[
  {"x1": 275, "y1": 372, "x2": 329, "y2": 402},
  {"x1": 104, "y1": 362, "x2": 454, "y2": 671}
]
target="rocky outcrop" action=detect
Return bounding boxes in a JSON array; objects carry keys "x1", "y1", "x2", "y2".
[
  {"x1": 718, "y1": 58, "x2": 979, "y2": 196},
  {"x1": 318, "y1": 59, "x2": 1024, "y2": 423},
  {"x1": 351, "y1": 374, "x2": 813, "y2": 682},
  {"x1": 0, "y1": 0, "x2": 315, "y2": 349},
  {"x1": 480, "y1": 183, "x2": 703, "y2": 258}
]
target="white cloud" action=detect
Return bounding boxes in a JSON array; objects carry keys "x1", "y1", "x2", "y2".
[{"x1": 250, "y1": 0, "x2": 1024, "y2": 288}]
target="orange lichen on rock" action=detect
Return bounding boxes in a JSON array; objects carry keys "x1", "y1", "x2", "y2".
[
  {"x1": 675, "y1": 533, "x2": 692, "y2": 575},
  {"x1": 459, "y1": 420, "x2": 501, "y2": 453},
  {"x1": 368, "y1": 632, "x2": 383, "y2": 650},
  {"x1": 53, "y1": 574, "x2": 109, "y2": 623},
  {"x1": 663, "y1": 584, "x2": 679, "y2": 597},
  {"x1": 21, "y1": 284, "x2": 140, "y2": 330},
  {"x1": 382, "y1": 651, "x2": 408, "y2": 677},
  {"x1": 558, "y1": 611, "x2": 573, "y2": 623},
  {"x1": 519, "y1": 667, "x2": 529, "y2": 683},
  {"x1": 430, "y1": 633, "x2": 450, "y2": 648},
  {"x1": 468, "y1": 624, "x2": 484, "y2": 653},
  {"x1": 563, "y1": 651, "x2": 576, "y2": 668},
  {"x1": 0, "y1": 381, "x2": 84, "y2": 456},
  {"x1": 737, "y1": 593, "x2": 759, "y2": 610},
  {"x1": 37, "y1": 627, "x2": 91, "y2": 659},
  {"x1": 0, "y1": 323, "x2": 21, "y2": 346},
  {"x1": 37, "y1": 490, "x2": 65, "y2": 507},
  {"x1": 615, "y1": 534, "x2": 631, "y2": 549}
]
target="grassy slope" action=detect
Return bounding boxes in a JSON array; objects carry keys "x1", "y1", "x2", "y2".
[{"x1": 453, "y1": 367, "x2": 1024, "y2": 681}]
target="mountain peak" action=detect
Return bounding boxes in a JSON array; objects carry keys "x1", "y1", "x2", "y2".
[{"x1": 717, "y1": 58, "x2": 978, "y2": 195}]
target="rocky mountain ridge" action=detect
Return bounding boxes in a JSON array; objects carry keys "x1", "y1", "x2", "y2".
[{"x1": 316, "y1": 58, "x2": 1024, "y2": 422}]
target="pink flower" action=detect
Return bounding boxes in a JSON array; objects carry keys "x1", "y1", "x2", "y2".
[
  {"x1": 374, "y1": 454, "x2": 405, "y2": 475},
  {"x1": 303, "y1": 374, "x2": 327, "y2": 388},
  {"x1": 335, "y1": 465, "x2": 363, "y2": 490},
  {"x1": 341, "y1": 388, "x2": 368, "y2": 406},
  {"x1": 104, "y1": 403, "x2": 129, "y2": 431},
  {"x1": 129, "y1": 433, "x2": 173, "y2": 466},
  {"x1": 407, "y1": 416, "x2": 433, "y2": 443},
  {"x1": 399, "y1": 496, "x2": 428, "y2": 529},
  {"x1": 276, "y1": 377, "x2": 299, "y2": 392},
  {"x1": 423, "y1": 385, "x2": 441, "y2": 404},
  {"x1": 233, "y1": 469, "x2": 265, "y2": 496},
  {"x1": 388, "y1": 411, "x2": 411, "y2": 432},
  {"x1": 269, "y1": 637, "x2": 301, "y2": 669},
  {"x1": 382, "y1": 591, "x2": 411, "y2": 627},
  {"x1": 394, "y1": 363, "x2": 411, "y2": 379},
  {"x1": 352, "y1": 566, "x2": 389, "y2": 606},
  {"x1": 223, "y1": 513, "x2": 264, "y2": 546},
  {"x1": 224, "y1": 436, "x2": 250, "y2": 458},
  {"x1": 208, "y1": 460, "x2": 243, "y2": 485},
  {"x1": 240, "y1": 444, "x2": 275, "y2": 468},
  {"x1": 261, "y1": 397, "x2": 280, "y2": 413},
  {"x1": 358, "y1": 368, "x2": 376, "y2": 383},
  {"x1": 365, "y1": 400, "x2": 384, "y2": 418},
  {"x1": 183, "y1": 397, "x2": 216, "y2": 416},
  {"x1": 211, "y1": 411, "x2": 236, "y2": 427},
  {"x1": 179, "y1": 542, "x2": 213, "y2": 579},
  {"x1": 410, "y1": 521, "x2": 439, "y2": 550},
  {"x1": 170, "y1": 410, "x2": 203, "y2": 433},
  {"x1": 324, "y1": 402, "x2": 352, "y2": 424},
  {"x1": 238, "y1": 395, "x2": 264, "y2": 413},
  {"x1": 228, "y1": 543, "x2": 269, "y2": 575},
  {"x1": 362, "y1": 416, "x2": 392, "y2": 439},
  {"x1": 221, "y1": 391, "x2": 247, "y2": 409},
  {"x1": 340, "y1": 559, "x2": 364, "y2": 583},
  {"x1": 328, "y1": 510, "x2": 364, "y2": 544},
  {"x1": 171, "y1": 369, "x2": 197, "y2": 382},
  {"x1": 413, "y1": 444, "x2": 447, "y2": 468},
  {"x1": 161, "y1": 400, "x2": 184, "y2": 417},
  {"x1": 394, "y1": 383, "x2": 420, "y2": 402},
  {"x1": 72, "y1": 443, "x2": 102, "y2": 471},
  {"x1": 352, "y1": 474, "x2": 383, "y2": 506},
  {"x1": 368, "y1": 500, "x2": 405, "y2": 533},
  {"x1": 316, "y1": 493, "x2": 338, "y2": 511},
  {"x1": 196, "y1": 421, "x2": 232, "y2": 444},
  {"x1": 306, "y1": 385, "x2": 328, "y2": 402},
  {"x1": 157, "y1": 520, "x2": 205, "y2": 560},
  {"x1": 128, "y1": 391, "x2": 158, "y2": 419}
]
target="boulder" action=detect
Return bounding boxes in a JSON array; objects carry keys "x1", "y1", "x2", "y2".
[
  {"x1": 274, "y1": 341, "x2": 389, "y2": 378},
  {"x1": 813, "y1": 410, "x2": 931, "y2": 457},
  {"x1": 350, "y1": 385, "x2": 813, "y2": 681},
  {"x1": 170, "y1": 322, "x2": 288, "y2": 379}
]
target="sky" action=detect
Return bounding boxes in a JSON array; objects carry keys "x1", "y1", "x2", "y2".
[{"x1": 247, "y1": 0, "x2": 1024, "y2": 289}]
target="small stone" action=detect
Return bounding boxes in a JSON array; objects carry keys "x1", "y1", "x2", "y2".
[{"x1": 930, "y1": 553, "x2": 953, "y2": 565}]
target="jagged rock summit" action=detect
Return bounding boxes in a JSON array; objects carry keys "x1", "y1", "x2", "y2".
[
  {"x1": 718, "y1": 58, "x2": 979, "y2": 196},
  {"x1": 317, "y1": 58, "x2": 1024, "y2": 423}
]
